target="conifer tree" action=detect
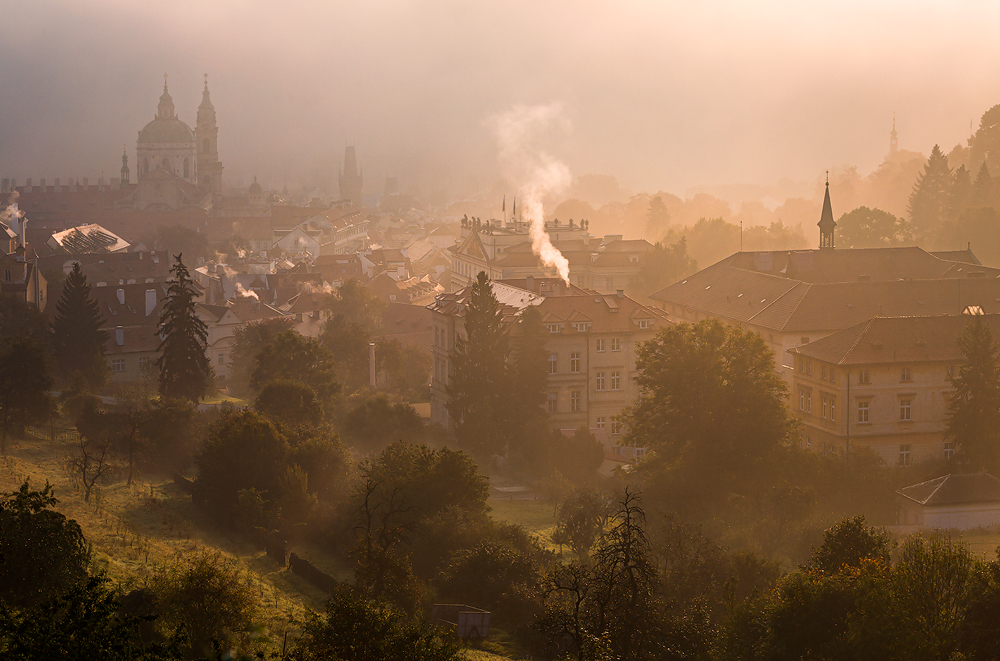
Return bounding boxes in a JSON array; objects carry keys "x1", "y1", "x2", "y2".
[
  {"x1": 51, "y1": 262, "x2": 107, "y2": 387},
  {"x1": 946, "y1": 315, "x2": 1000, "y2": 471},
  {"x1": 973, "y1": 162, "x2": 993, "y2": 208},
  {"x1": 447, "y1": 271, "x2": 512, "y2": 458},
  {"x1": 907, "y1": 144, "x2": 952, "y2": 240},
  {"x1": 157, "y1": 254, "x2": 210, "y2": 402},
  {"x1": 509, "y1": 305, "x2": 549, "y2": 450},
  {"x1": 950, "y1": 164, "x2": 972, "y2": 219}
]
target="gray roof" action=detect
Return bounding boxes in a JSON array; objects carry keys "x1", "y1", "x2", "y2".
[{"x1": 898, "y1": 473, "x2": 1000, "y2": 506}]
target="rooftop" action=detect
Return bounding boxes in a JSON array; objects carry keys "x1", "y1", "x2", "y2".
[{"x1": 898, "y1": 473, "x2": 1000, "y2": 506}]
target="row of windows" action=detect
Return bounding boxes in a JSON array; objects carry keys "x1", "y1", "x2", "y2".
[
  {"x1": 111, "y1": 357, "x2": 155, "y2": 373},
  {"x1": 594, "y1": 417, "x2": 623, "y2": 435},
  {"x1": 897, "y1": 442, "x2": 956, "y2": 466},
  {"x1": 594, "y1": 338, "x2": 623, "y2": 352},
  {"x1": 798, "y1": 358, "x2": 837, "y2": 383},
  {"x1": 595, "y1": 371, "x2": 621, "y2": 391},
  {"x1": 855, "y1": 399, "x2": 913, "y2": 423},
  {"x1": 857, "y1": 366, "x2": 958, "y2": 385}
]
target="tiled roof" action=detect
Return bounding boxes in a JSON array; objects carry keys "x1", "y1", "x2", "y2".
[
  {"x1": 536, "y1": 294, "x2": 666, "y2": 334},
  {"x1": 49, "y1": 224, "x2": 129, "y2": 253},
  {"x1": 898, "y1": 473, "x2": 1000, "y2": 506},
  {"x1": 791, "y1": 314, "x2": 1000, "y2": 365}
]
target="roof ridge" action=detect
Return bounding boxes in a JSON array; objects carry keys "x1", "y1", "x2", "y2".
[
  {"x1": 747, "y1": 280, "x2": 809, "y2": 325},
  {"x1": 923, "y1": 474, "x2": 951, "y2": 505},
  {"x1": 840, "y1": 317, "x2": 877, "y2": 366}
]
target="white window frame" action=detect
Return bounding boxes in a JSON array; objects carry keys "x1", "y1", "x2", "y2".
[
  {"x1": 570, "y1": 352, "x2": 581, "y2": 373},
  {"x1": 900, "y1": 399, "x2": 912, "y2": 421},
  {"x1": 595, "y1": 338, "x2": 606, "y2": 352},
  {"x1": 859, "y1": 369, "x2": 870, "y2": 385},
  {"x1": 899, "y1": 444, "x2": 912, "y2": 467},
  {"x1": 611, "y1": 338, "x2": 621, "y2": 352},
  {"x1": 571, "y1": 390, "x2": 581, "y2": 412},
  {"x1": 611, "y1": 371, "x2": 621, "y2": 391},
  {"x1": 858, "y1": 401, "x2": 869, "y2": 423},
  {"x1": 112, "y1": 358, "x2": 126, "y2": 373},
  {"x1": 901, "y1": 367, "x2": 911, "y2": 382},
  {"x1": 548, "y1": 354, "x2": 557, "y2": 374},
  {"x1": 596, "y1": 417, "x2": 606, "y2": 429},
  {"x1": 547, "y1": 393, "x2": 557, "y2": 413},
  {"x1": 596, "y1": 372, "x2": 605, "y2": 391}
]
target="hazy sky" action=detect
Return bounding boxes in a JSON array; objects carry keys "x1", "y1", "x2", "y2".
[{"x1": 2, "y1": 1, "x2": 1000, "y2": 198}]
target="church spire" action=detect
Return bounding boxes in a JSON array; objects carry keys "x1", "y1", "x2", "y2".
[
  {"x1": 120, "y1": 144, "x2": 130, "y2": 186},
  {"x1": 199, "y1": 73, "x2": 215, "y2": 110},
  {"x1": 889, "y1": 112, "x2": 898, "y2": 157},
  {"x1": 818, "y1": 173, "x2": 836, "y2": 249},
  {"x1": 157, "y1": 73, "x2": 175, "y2": 119}
]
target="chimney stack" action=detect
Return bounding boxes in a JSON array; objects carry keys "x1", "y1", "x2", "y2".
[
  {"x1": 115, "y1": 326, "x2": 124, "y2": 346},
  {"x1": 117, "y1": 288, "x2": 125, "y2": 305},
  {"x1": 145, "y1": 289, "x2": 157, "y2": 316}
]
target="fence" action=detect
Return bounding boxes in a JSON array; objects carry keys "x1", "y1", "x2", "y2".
[{"x1": 27, "y1": 425, "x2": 80, "y2": 443}]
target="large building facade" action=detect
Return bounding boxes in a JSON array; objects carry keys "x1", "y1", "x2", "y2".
[{"x1": 136, "y1": 75, "x2": 223, "y2": 194}]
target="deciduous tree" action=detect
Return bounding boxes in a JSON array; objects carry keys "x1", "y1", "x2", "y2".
[{"x1": 0, "y1": 334, "x2": 53, "y2": 452}]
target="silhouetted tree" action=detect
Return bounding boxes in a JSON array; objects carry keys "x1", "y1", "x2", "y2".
[
  {"x1": 51, "y1": 262, "x2": 108, "y2": 387},
  {"x1": 973, "y1": 161, "x2": 994, "y2": 208},
  {"x1": 228, "y1": 317, "x2": 294, "y2": 397},
  {"x1": 251, "y1": 330, "x2": 339, "y2": 408},
  {"x1": 836, "y1": 206, "x2": 912, "y2": 248},
  {"x1": 628, "y1": 238, "x2": 698, "y2": 298},
  {"x1": 157, "y1": 254, "x2": 210, "y2": 402},
  {"x1": 254, "y1": 379, "x2": 321, "y2": 426},
  {"x1": 0, "y1": 334, "x2": 53, "y2": 452},
  {"x1": 0, "y1": 481, "x2": 89, "y2": 608},
  {"x1": 646, "y1": 194, "x2": 671, "y2": 237},
  {"x1": 946, "y1": 315, "x2": 1000, "y2": 471},
  {"x1": 951, "y1": 164, "x2": 973, "y2": 219},
  {"x1": 908, "y1": 144, "x2": 952, "y2": 240}
]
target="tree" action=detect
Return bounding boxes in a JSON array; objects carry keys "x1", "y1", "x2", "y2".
[
  {"x1": 623, "y1": 319, "x2": 794, "y2": 477},
  {"x1": 438, "y1": 542, "x2": 542, "y2": 628},
  {"x1": 0, "y1": 481, "x2": 90, "y2": 608},
  {"x1": 627, "y1": 238, "x2": 698, "y2": 299},
  {"x1": 973, "y1": 161, "x2": 994, "y2": 208},
  {"x1": 342, "y1": 394, "x2": 426, "y2": 451},
  {"x1": 836, "y1": 206, "x2": 912, "y2": 248},
  {"x1": 0, "y1": 334, "x2": 53, "y2": 452},
  {"x1": 646, "y1": 195, "x2": 671, "y2": 238},
  {"x1": 951, "y1": 206, "x2": 1000, "y2": 267},
  {"x1": 320, "y1": 315, "x2": 372, "y2": 392},
  {"x1": 0, "y1": 296, "x2": 50, "y2": 345},
  {"x1": 375, "y1": 338, "x2": 432, "y2": 401},
  {"x1": 969, "y1": 103, "x2": 1000, "y2": 177},
  {"x1": 552, "y1": 489, "x2": 615, "y2": 561},
  {"x1": 299, "y1": 586, "x2": 460, "y2": 661},
  {"x1": 51, "y1": 262, "x2": 108, "y2": 387},
  {"x1": 907, "y1": 144, "x2": 952, "y2": 240},
  {"x1": 446, "y1": 272, "x2": 513, "y2": 459},
  {"x1": 951, "y1": 164, "x2": 973, "y2": 219},
  {"x1": 251, "y1": 330, "x2": 339, "y2": 407},
  {"x1": 507, "y1": 305, "x2": 549, "y2": 458},
  {"x1": 810, "y1": 515, "x2": 892, "y2": 574},
  {"x1": 327, "y1": 278, "x2": 385, "y2": 333},
  {"x1": 253, "y1": 379, "x2": 321, "y2": 427},
  {"x1": 71, "y1": 400, "x2": 117, "y2": 503},
  {"x1": 0, "y1": 575, "x2": 185, "y2": 661},
  {"x1": 945, "y1": 315, "x2": 1000, "y2": 471},
  {"x1": 228, "y1": 317, "x2": 294, "y2": 397},
  {"x1": 157, "y1": 254, "x2": 210, "y2": 403}
]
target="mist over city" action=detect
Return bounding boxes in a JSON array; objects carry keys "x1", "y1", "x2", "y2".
[{"x1": 2, "y1": 2, "x2": 1000, "y2": 660}]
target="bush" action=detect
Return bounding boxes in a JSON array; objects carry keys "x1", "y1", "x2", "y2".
[{"x1": 0, "y1": 481, "x2": 90, "y2": 608}]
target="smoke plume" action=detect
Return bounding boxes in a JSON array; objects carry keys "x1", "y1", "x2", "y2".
[
  {"x1": 234, "y1": 282, "x2": 259, "y2": 300},
  {"x1": 493, "y1": 103, "x2": 572, "y2": 283}
]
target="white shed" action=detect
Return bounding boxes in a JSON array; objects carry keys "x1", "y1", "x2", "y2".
[{"x1": 897, "y1": 473, "x2": 1000, "y2": 530}]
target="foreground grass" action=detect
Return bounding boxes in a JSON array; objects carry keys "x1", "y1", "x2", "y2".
[{"x1": 0, "y1": 432, "x2": 331, "y2": 648}]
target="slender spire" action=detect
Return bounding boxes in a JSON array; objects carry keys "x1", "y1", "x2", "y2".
[
  {"x1": 818, "y1": 176, "x2": 836, "y2": 249},
  {"x1": 889, "y1": 112, "x2": 899, "y2": 156}
]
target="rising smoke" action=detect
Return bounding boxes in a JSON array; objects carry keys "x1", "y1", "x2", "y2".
[{"x1": 493, "y1": 103, "x2": 572, "y2": 284}]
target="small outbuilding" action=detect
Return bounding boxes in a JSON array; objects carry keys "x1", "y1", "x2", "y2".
[{"x1": 897, "y1": 473, "x2": 1000, "y2": 530}]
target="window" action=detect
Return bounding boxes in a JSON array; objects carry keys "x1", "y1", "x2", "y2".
[
  {"x1": 821, "y1": 366, "x2": 827, "y2": 380},
  {"x1": 595, "y1": 417, "x2": 606, "y2": 429},
  {"x1": 611, "y1": 338, "x2": 621, "y2": 352},
  {"x1": 611, "y1": 371, "x2": 621, "y2": 391},
  {"x1": 112, "y1": 358, "x2": 126, "y2": 373},
  {"x1": 901, "y1": 367, "x2": 911, "y2": 382},
  {"x1": 638, "y1": 319, "x2": 651, "y2": 330},
  {"x1": 899, "y1": 444, "x2": 912, "y2": 467},
  {"x1": 434, "y1": 327, "x2": 440, "y2": 347},
  {"x1": 596, "y1": 372, "x2": 606, "y2": 391},
  {"x1": 859, "y1": 369, "x2": 870, "y2": 385},
  {"x1": 548, "y1": 354, "x2": 557, "y2": 374},
  {"x1": 798, "y1": 358, "x2": 805, "y2": 373},
  {"x1": 574, "y1": 323, "x2": 589, "y2": 332},
  {"x1": 799, "y1": 389, "x2": 805, "y2": 411},
  {"x1": 596, "y1": 338, "x2": 606, "y2": 352},
  {"x1": 138, "y1": 357, "x2": 151, "y2": 372},
  {"x1": 547, "y1": 324, "x2": 562, "y2": 334},
  {"x1": 218, "y1": 353, "x2": 225, "y2": 365},
  {"x1": 606, "y1": 277, "x2": 614, "y2": 289},
  {"x1": 945, "y1": 441, "x2": 955, "y2": 460},
  {"x1": 806, "y1": 391, "x2": 811, "y2": 413},
  {"x1": 571, "y1": 391, "x2": 581, "y2": 412},
  {"x1": 806, "y1": 361, "x2": 812, "y2": 376},
  {"x1": 547, "y1": 393, "x2": 557, "y2": 413},
  {"x1": 570, "y1": 352, "x2": 581, "y2": 373},
  {"x1": 900, "y1": 399, "x2": 912, "y2": 421},
  {"x1": 611, "y1": 419, "x2": 623, "y2": 435},
  {"x1": 3, "y1": 270, "x2": 9, "y2": 282},
  {"x1": 829, "y1": 368, "x2": 836, "y2": 383},
  {"x1": 858, "y1": 401, "x2": 869, "y2": 423},
  {"x1": 830, "y1": 399, "x2": 836, "y2": 422},
  {"x1": 947, "y1": 365, "x2": 956, "y2": 380},
  {"x1": 822, "y1": 397, "x2": 828, "y2": 419}
]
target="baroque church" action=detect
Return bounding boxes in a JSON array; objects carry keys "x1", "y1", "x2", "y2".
[{"x1": 117, "y1": 75, "x2": 224, "y2": 211}]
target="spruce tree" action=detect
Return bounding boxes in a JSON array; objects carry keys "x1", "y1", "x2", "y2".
[
  {"x1": 157, "y1": 254, "x2": 210, "y2": 402},
  {"x1": 509, "y1": 304, "x2": 549, "y2": 452},
  {"x1": 447, "y1": 271, "x2": 512, "y2": 459},
  {"x1": 907, "y1": 144, "x2": 952, "y2": 240},
  {"x1": 950, "y1": 164, "x2": 972, "y2": 219},
  {"x1": 946, "y1": 315, "x2": 1000, "y2": 471},
  {"x1": 51, "y1": 262, "x2": 107, "y2": 387},
  {"x1": 973, "y1": 162, "x2": 993, "y2": 208}
]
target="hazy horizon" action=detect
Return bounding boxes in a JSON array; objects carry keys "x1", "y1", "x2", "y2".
[{"x1": 3, "y1": 1, "x2": 1000, "y2": 202}]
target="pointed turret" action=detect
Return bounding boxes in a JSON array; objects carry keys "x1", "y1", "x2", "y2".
[
  {"x1": 338, "y1": 145, "x2": 363, "y2": 206},
  {"x1": 889, "y1": 113, "x2": 898, "y2": 157},
  {"x1": 157, "y1": 73, "x2": 175, "y2": 119},
  {"x1": 818, "y1": 174, "x2": 836, "y2": 249},
  {"x1": 120, "y1": 144, "x2": 130, "y2": 187},
  {"x1": 196, "y1": 73, "x2": 223, "y2": 194}
]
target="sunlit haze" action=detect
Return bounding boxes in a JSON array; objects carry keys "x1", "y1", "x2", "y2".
[{"x1": 3, "y1": 1, "x2": 1000, "y2": 199}]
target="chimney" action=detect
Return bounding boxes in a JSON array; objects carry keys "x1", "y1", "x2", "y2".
[
  {"x1": 115, "y1": 326, "x2": 124, "y2": 346},
  {"x1": 145, "y1": 289, "x2": 156, "y2": 316},
  {"x1": 525, "y1": 275, "x2": 535, "y2": 292},
  {"x1": 117, "y1": 288, "x2": 125, "y2": 305},
  {"x1": 616, "y1": 289, "x2": 624, "y2": 298}
]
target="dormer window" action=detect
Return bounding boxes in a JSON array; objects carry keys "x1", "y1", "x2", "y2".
[
  {"x1": 638, "y1": 319, "x2": 651, "y2": 330},
  {"x1": 547, "y1": 324, "x2": 563, "y2": 334},
  {"x1": 574, "y1": 322, "x2": 589, "y2": 332}
]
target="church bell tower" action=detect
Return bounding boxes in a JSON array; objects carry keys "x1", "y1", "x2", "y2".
[
  {"x1": 818, "y1": 175, "x2": 836, "y2": 249},
  {"x1": 196, "y1": 74, "x2": 224, "y2": 194}
]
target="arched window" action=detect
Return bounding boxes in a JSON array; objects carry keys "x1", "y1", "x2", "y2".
[
  {"x1": 203, "y1": 139, "x2": 210, "y2": 154},
  {"x1": 183, "y1": 158, "x2": 190, "y2": 178}
]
